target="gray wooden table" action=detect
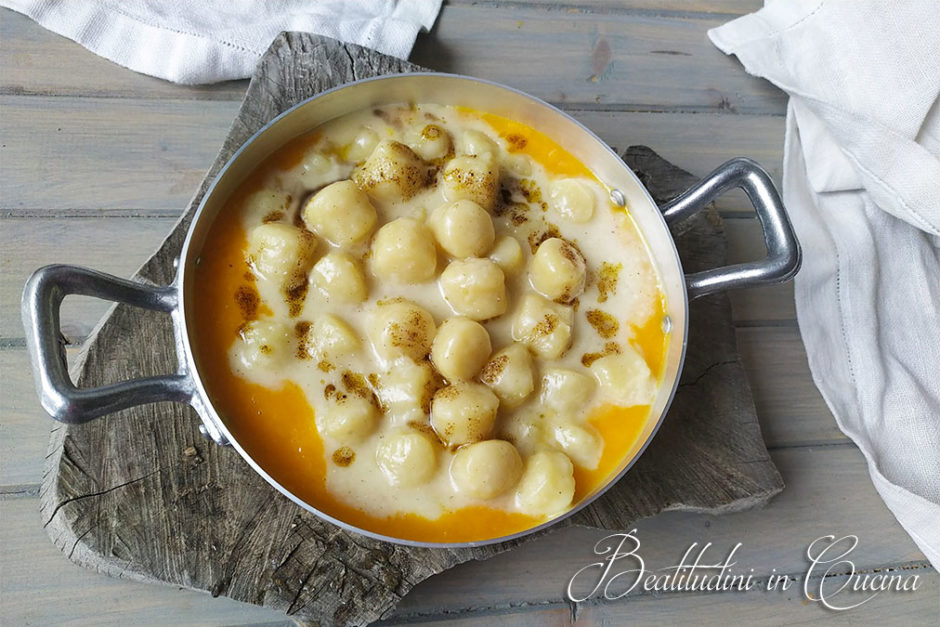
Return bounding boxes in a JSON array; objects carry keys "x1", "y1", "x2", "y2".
[{"x1": 1, "y1": 3, "x2": 936, "y2": 624}]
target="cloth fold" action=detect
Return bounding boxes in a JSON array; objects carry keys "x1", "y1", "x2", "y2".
[
  {"x1": 710, "y1": 0, "x2": 940, "y2": 569},
  {"x1": 1, "y1": 0, "x2": 442, "y2": 84}
]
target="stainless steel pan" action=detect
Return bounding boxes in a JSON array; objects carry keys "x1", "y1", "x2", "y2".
[{"x1": 22, "y1": 74, "x2": 800, "y2": 547}]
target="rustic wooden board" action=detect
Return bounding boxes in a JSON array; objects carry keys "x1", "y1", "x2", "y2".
[{"x1": 39, "y1": 34, "x2": 781, "y2": 625}]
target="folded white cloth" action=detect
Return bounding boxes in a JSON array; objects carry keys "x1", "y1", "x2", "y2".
[
  {"x1": 1, "y1": 0, "x2": 441, "y2": 84},
  {"x1": 710, "y1": 1, "x2": 940, "y2": 569}
]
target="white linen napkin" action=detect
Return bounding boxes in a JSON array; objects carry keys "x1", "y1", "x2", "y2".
[
  {"x1": 710, "y1": 0, "x2": 940, "y2": 569},
  {"x1": 0, "y1": 0, "x2": 442, "y2": 84}
]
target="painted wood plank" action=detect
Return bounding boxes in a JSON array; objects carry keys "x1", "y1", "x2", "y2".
[
  {"x1": 388, "y1": 569, "x2": 940, "y2": 625},
  {"x1": 570, "y1": 569, "x2": 939, "y2": 626},
  {"x1": 3, "y1": 445, "x2": 928, "y2": 624},
  {"x1": 0, "y1": 217, "x2": 179, "y2": 340},
  {"x1": 0, "y1": 496, "x2": 287, "y2": 626},
  {"x1": 392, "y1": 445, "x2": 928, "y2": 618},
  {"x1": 0, "y1": 96, "x2": 784, "y2": 215},
  {"x1": 0, "y1": 96, "x2": 239, "y2": 213},
  {"x1": 736, "y1": 326, "x2": 843, "y2": 448},
  {"x1": 0, "y1": 9, "x2": 249, "y2": 101},
  {"x1": 0, "y1": 0, "x2": 764, "y2": 105},
  {"x1": 411, "y1": 5, "x2": 787, "y2": 113},
  {"x1": 724, "y1": 218, "x2": 797, "y2": 324}
]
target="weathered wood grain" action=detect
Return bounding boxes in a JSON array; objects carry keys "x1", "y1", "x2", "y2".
[
  {"x1": 0, "y1": 218, "x2": 178, "y2": 340},
  {"x1": 6, "y1": 446, "x2": 932, "y2": 624},
  {"x1": 1, "y1": 2, "x2": 765, "y2": 105},
  {"x1": 411, "y1": 5, "x2": 786, "y2": 113},
  {"x1": 0, "y1": 97, "x2": 785, "y2": 216},
  {"x1": 35, "y1": 34, "x2": 784, "y2": 625},
  {"x1": 0, "y1": 10, "x2": 248, "y2": 101}
]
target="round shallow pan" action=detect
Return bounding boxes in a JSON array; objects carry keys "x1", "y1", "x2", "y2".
[{"x1": 22, "y1": 74, "x2": 800, "y2": 548}]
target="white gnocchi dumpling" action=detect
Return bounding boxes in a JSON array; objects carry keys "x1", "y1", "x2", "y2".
[
  {"x1": 488, "y1": 235, "x2": 524, "y2": 275},
  {"x1": 235, "y1": 319, "x2": 292, "y2": 370},
  {"x1": 307, "y1": 313, "x2": 360, "y2": 360},
  {"x1": 480, "y1": 343, "x2": 535, "y2": 408},
  {"x1": 353, "y1": 140, "x2": 427, "y2": 203},
  {"x1": 457, "y1": 129, "x2": 499, "y2": 159},
  {"x1": 439, "y1": 258, "x2": 507, "y2": 320},
  {"x1": 297, "y1": 151, "x2": 337, "y2": 189},
  {"x1": 302, "y1": 180, "x2": 377, "y2": 247},
  {"x1": 371, "y1": 217, "x2": 437, "y2": 283},
  {"x1": 450, "y1": 439, "x2": 523, "y2": 499},
  {"x1": 589, "y1": 347, "x2": 657, "y2": 407},
  {"x1": 512, "y1": 293, "x2": 574, "y2": 359},
  {"x1": 514, "y1": 450, "x2": 576, "y2": 516},
  {"x1": 442, "y1": 154, "x2": 500, "y2": 211},
  {"x1": 377, "y1": 359, "x2": 436, "y2": 423},
  {"x1": 240, "y1": 188, "x2": 291, "y2": 224},
  {"x1": 406, "y1": 124, "x2": 453, "y2": 162},
  {"x1": 429, "y1": 200, "x2": 495, "y2": 258},
  {"x1": 529, "y1": 238, "x2": 586, "y2": 303},
  {"x1": 430, "y1": 382, "x2": 499, "y2": 447},
  {"x1": 549, "y1": 179, "x2": 596, "y2": 223},
  {"x1": 499, "y1": 410, "x2": 546, "y2": 456},
  {"x1": 310, "y1": 252, "x2": 368, "y2": 303},
  {"x1": 346, "y1": 127, "x2": 380, "y2": 163},
  {"x1": 430, "y1": 317, "x2": 492, "y2": 381},
  {"x1": 369, "y1": 299, "x2": 436, "y2": 362},
  {"x1": 376, "y1": 431, "x2": 438, "y2": 487},
  {"x1": 317, "y1": 394, "x2": 378, "y2": 442},
  {"x1": 246, "y1": 223, "x2": 317, "y2": 286},
  {"x1": 551, "y1": 423, "x2": 602, "y2": 470},
  {"x1": 539, "y1": 368, "x2": 595, "y2": 416}
]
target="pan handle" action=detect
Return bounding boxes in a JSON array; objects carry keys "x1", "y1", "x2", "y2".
[
  {"x1": 660, "y1": 158, "x2": 801, "y2": 300},
  {"x1": 21, "y1": 265, "x2": 195, "y2": 424}
]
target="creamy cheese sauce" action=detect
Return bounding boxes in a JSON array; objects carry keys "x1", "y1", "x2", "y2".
[{"x1": 192, "y1": 104, "x2": 669, "y2": 542}]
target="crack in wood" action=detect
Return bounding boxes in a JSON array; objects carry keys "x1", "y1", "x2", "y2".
[{"x1": 43, "y1": 467, "x2": 162, "y2": 528}]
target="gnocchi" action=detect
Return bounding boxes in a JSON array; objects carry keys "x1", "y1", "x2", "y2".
[
  {"x1": 431, "y1": 317, "x2": 492, "y2": 381},
  {"x1": 451, "y1": 440, "x2": 523, "y2": 499},
  {"x1": 549, "y1": 179, "x2": 596, "y2": 223},
  {"x1": 246, "y1": 223, "x2": 317, "y2": 287},
  {"x1": 430, "y1": 382, "x2": 499, "y2": 447},
  {"x1": 429, "y1": 199, "x2": 495, "y2": 258},
  {"x1": 346, "y1": 127, "x2": 380, "y2": 163},
  {"x1": 514, "y1": 451, "x2": 576, "y2": 516},
  {"x1": 480, "y1": 343, "x2": 535, "y2": 408},
  {"x1": 512, "y1": 293, "x2": 574, "y2": 359},
  {"x1": 439, "y1": 258, "x2": 507, "y2": 320},
  {"x1": 407, "y1": 124, "x2": 453, "y2": 162},
  {"x1": 371, "y1": 217, "x2": 438, "y2": 283},
  {"x1": 589, "y1": 348, "x2": 657, "y2": 407},
  {"x1": 442, "y1": 154, "x2": 500, "y2": 211},
  {"x1": 310, "y1": 252, "x2": 368, "y2": 303},
  {"x1": 306, "y1": 313, "x2": 360, "y2": 360},
  {"x1": 369, "y1": 299, "x2": 436, "y2": 362},
  {"x1": 198, "y1": 102, "x2": 670, "y2": 543},
  {"x1": 551, "y1": 423, "x2": 602, "y2": 469},
  {"x1": 529, "y1": 238, "x2": 586, "y2": 303},
  {"x1": 318, "y1": 394, "x2": 378, "y2": 442},
  {"x1": 488, "y1": 235, "x2": 525, "y2": 275},
  {"x1": 375, "y1": 359, "x2": 437, "y2": 423},
  {"x1": 376, "y1": 431, "x2": 438, "y2": 487},
  {"x1": 354, "y1": 139, "x2": 428, "y2": 203},
  {"x1": 302, "y1": 180, "x2": 377, "y2": 247},
  {"x1": 539, "y1": 368, "x2": 595, "y2": 415},
  {"x1": 234, "y1": 319, "x2": 292, "y2": 370}
]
